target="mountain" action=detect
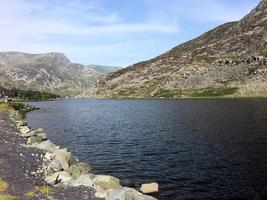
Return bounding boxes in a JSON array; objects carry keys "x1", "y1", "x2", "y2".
[
  {"x1": 88, "y1": 65, "x2": 122, "y2": 75},
  {"x1": 0, "y1": 52, "x2": 118, "y2": 96},
  {"x1": 91, "y1": 0, "x2": 267, "y2": 98}
]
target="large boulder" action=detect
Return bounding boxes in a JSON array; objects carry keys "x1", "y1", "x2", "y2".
[
  {"x1": 19, "y1": 126, "x2": 30, "y2": 134},
  {"x1": 22, "y1": 128, "x2": 45, "y2": 138},
  {"x1": 31, "y1": 140, "x2": 59, "y2": 152},
  {"x1": 77, "y1": 162, "x2": 92, "y2": 174},
  {"x1": 92, "y1": 175, "x2": 120, "y2": 190},
  {"x1": 107, "y1": 187, "x2": 157, "y2": 200},
  {"x1": 68, "y1": 165, "x2": 81, "y2": 179},
  {"x1": 70, "y1": 174, "x2": 94, "y2": 187},
  {"x1": 16, "y1": 120, "x2": 27, "y2": 127},
  {"x1": 49, "y1": 159, "x2": 63, "y2": 172},
  {"x1": 140, "y1": 183, "x2": 159, "y2": 194},
  {"x1": 45, "y1": 171, "x2": 72, "y2": 184},
  {"x1": 54, "y1": 148, "x2": 71, "y2": 170},
  {"x1": 26, "y1": 136, "x2": 37, "y2": 145},
  {"x1": 26, "y1": 133, "x2": 47, "y2": 145}
]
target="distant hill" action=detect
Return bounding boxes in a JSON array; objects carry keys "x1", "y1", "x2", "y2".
[
  {"x1": 91, "y1": 0, "x2": 267, "y2": 98},
  {"x1": 0, "y1": 52, "x2": 119, "y2": 96},
  {"x1": 88, "y1": 65, "x2": 122, "y2": 75}
]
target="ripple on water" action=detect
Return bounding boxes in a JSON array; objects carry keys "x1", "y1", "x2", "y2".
[{"x1": 26, "y1": 99, "x2": 267, "y2": 200}]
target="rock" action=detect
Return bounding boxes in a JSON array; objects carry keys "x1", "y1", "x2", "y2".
[
  {"x1": 26, "y1": 136, "x2": 37, "y2": 145},
  {"x1": 68, "y1": 165, "x2": 81, "y2": 180},
  {"x1": 44, "y1": 152, "x2": 53, "y2": 161},
  {"x1": 93, "y1": 185, "x2": 108, "y2": 199},
  {"x1": 140, "y1": 183, "x2": 159, "y2": 194},
  {"x1": 125, "y1": 188, "x2": 157, "y2": 200},
  {"x1": 70, "y1": 174, "x2": 93, "y2": 187},
  {"x1": 107, "y1": 187, "x2": 157, "y2": 200},
  {"x1": 92, "y1": 175, "x2": 120, "y2": 190},
  {"x1": 36, "y1": 133, "x2": 47, "y2": 142},
  {"x1": 31, "y1": 140, "x2": 59, "y2": 152},
  {"x1": 45, "y1": 171, "x2": 72, "y2": 184},
  {"x1": 67, "y1": 152, "x2": 77, "y2": 166},
  {"x1": 54, "y1": 148, "x2": 71, "y2": 170},
  {"x1": 26, "y1": 134, "x2": 47, "y2": 145},
  {"x1": 77, "y1": 162, "x2": 92, "y2": 174},
  {"x1": 49, "y1": 159, "x2": 63, "y2": 172},
  {"x1": 19, "y1": 126, "x2": 30, "y2": 134},
  {"x1": 16, "y1": 120, "x2": 27, "y2": 127},
  {"x1": 22, "y1": 128, "x2": 45, "y2": 138}
]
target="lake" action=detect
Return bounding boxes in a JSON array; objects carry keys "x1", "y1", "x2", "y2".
[{"x1": 26, "y1": 99, "x2": 267, "y2": 200}]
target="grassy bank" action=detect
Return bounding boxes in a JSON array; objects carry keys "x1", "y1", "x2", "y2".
[{"x1": 0, "y1": 87, "x2": 60, "y2": 102}]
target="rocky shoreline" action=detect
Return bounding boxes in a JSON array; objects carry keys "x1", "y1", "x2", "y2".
[{"x1": 5, "y1": 104, "x2": 157, "y2": 200}]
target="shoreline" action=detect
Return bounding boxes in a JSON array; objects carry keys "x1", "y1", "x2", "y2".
[{"x1": 0, "y1": 103, "x2": 157, "y2": 200}]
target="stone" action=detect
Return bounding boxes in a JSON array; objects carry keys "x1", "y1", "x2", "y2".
[
  {"x1": 140, "y1": 183, "x2": 159, "y2": 194},
  {"x1": 125, "y1": 188, "x2": 157, "y2": 200},
  {"x1": 92, "y1": 175, "x2": 120, "y2": 190},
  {"x1": 22, "y1": 128, "x2": 45, "y2": 138},
  {"x1": 67, "y1": 152, "x2": 77, "y2": 166},
  {"x1": 44, "y1": 152, "x2": 53, "y2": 161},
  {"x1": 54, "y1": 148, "x2": 71, "y2": 170},
  {"x1": 70, "y1": 174, "x2": 93, "y2": 187},
  {"x1": 32, "y1": 140, "x2": 59, "y2": 152},
  {"x1": 68, "y1": 165, "x2": 81, "y2": 180},
  {"x1": 93, "y1": 185, "x2": 108, "y2": 199},
  {"x1": 45, "y1": 171, "x2": 72, "y2": 184},
  {"x1": 49, "y1": 159, "x2": 63, "y2": 172},
  {"x1": 26, "y1": 136, "x2": 37, "y2": 145},
  {"x1": 16, "y1": 120, "x2": 27, "y2": 127},
  {"x1": 36, "y1": 133, "x2": 47, "y2": 142},
  {"x1": 19, "y1": 126, "x2": 30, "y2": 134},
  {"x1": 106, "y1": 187, "x2": 157, "y2": 200},
  {"x1": 77, "y1": 162, "x2": 92, "y2": 173}
]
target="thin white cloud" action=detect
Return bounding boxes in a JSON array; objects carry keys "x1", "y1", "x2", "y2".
[
  {"x1": 0, "y1": 0, "x2": 260, "y2": 66},
  {"x1": 145, "y1": 0, "x2": 259, "y2": 23}
]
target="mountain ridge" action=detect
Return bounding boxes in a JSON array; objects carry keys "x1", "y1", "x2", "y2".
[
  {"x1": 90, "y1": 0, "x2": 267, "y2": 98},
  {"x1": 0, "y1": 51, "x2": 121, "y2": 96}
]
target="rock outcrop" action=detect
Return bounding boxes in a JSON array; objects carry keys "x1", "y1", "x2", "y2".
[
  {"x1": 91, "y1": 0, "x2": 267, "y2": 98},
  {"x1": 0, "y1": 52, "x2": 120, "y2": 96}
]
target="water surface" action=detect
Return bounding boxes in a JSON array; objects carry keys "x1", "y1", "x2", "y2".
[{"x1": 26, "y1": 99, "x2": 267, "y2": 199}]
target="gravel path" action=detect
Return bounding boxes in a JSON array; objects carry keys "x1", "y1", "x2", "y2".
[{"x1": 0, "y1": 110, "x2": 103, "y2": 200}]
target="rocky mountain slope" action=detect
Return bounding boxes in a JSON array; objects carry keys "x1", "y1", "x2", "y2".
[
  {"x1": 0, "y1": 52, "x2": 120, "y2": 96},
  {"x1": 91, "y1": 0, "x2": 267, "y2": 98}
]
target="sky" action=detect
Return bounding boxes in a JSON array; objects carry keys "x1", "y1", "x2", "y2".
[{"x1": 0, "y1": 0, "x2": 261, "y2": 66}]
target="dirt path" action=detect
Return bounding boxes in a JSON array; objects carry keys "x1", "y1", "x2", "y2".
[{"x1": 0, "y1": 110, "x2": 103, "y2": 200}]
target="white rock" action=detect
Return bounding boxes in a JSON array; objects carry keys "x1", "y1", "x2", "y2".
[
  {"x1": 45, "y1": 171, "x2": 72, "y2": 184},
  {"x1": 92, "y1": 175, "x2": 121, "y2": 190},
  {"x1": 16, "y1": 120, "x2": 27, "y2": 127},
  {"x1": 140, "y1": 183, "x2": 159, "y2": 194},
  {"x1": 44, "y1": 152, "x2": 53, "y2": 161},
  {"x1": 31, "y1": 140, "x2": 59, "y2": 152},
  {"x1": 54, "y1": 148, "x2": 71, "y2": 170},
  {"x1": 49, "y1": 159, "x2": 63, "y2": 172},
  {"x1": 19, "y1": 126, "x2": 30, "y2": 134},
  {"x1": 107, "y1": 187, "x2": 157, "y2": 200},
  {"x1": 70, "y1": 174, "x2": 94, "y2": 187},
  {"x1": 22, "y1": 128, "x2": 45, "y2": 138}
]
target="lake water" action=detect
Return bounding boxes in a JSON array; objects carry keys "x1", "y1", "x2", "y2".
[{"x1": 26, "y1": 99, "x2": 267, "y2": 200}]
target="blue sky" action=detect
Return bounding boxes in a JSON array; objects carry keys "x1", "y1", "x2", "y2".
[{"x1": 0, "y1": 0, "x2": 261, "y2": 66}]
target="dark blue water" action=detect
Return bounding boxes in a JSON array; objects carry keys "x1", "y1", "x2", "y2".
[{"x1": 26, "y1": 99, "x2": 267, "y2": 200}]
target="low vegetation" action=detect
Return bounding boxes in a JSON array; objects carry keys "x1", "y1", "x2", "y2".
[
  {"x1": 0, "y1": 87, "x2": 60, "y2": 101},
  {"x1": 25, "y1": 186, "x2": 53, "y2": 198},
  {"x1": 0, "y1": 179, "x2": 8, "y2": 193},
  {"x1": 153, "y1": 87, "x2": 238, "y2": 98},
  {"x1": 0, "y1": 179, "x2": 17, "y2": 200}
]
